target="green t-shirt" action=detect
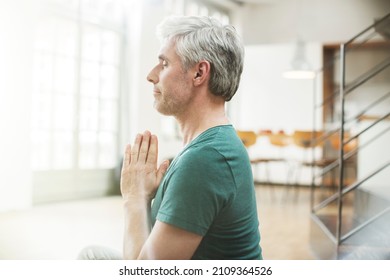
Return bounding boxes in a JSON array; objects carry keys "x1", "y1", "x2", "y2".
[{"x1": 151, "y1": 125, "x2": 262, "y2": 260}]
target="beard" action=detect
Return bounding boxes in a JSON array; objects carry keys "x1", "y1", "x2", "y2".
[
  {"x1": 153, "y1": 93, "x2": 182, "y2": 116},
  {"x1": 153, "y1": 85, "x2": 192, "y2": 117},
  {"x1": 153, "y1": 95, "x2": 171, "y2": 116}
]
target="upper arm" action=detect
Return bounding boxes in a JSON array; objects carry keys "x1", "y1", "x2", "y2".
[{"x1": 138, "y1": 220, "x2": 203, "y2": 260}]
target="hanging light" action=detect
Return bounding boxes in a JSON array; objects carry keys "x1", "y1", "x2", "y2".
[{"x1": 283, "y1": 39, "x2": 315, "y2": 79}]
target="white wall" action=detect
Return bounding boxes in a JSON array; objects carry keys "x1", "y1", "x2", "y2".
[
  {"x1": 232, "y1": 43, "x2": 323, "y2": 131},
  {"x1": 237, "y1": 0, "x2": 390, "y2": 45},
  {"x1": 0, "y1": 0, "x2": 37, "y2": 211}
]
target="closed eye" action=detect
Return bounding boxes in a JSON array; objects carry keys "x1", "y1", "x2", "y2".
[
  {"x1": 162, "y1": 60, "x2": 168, "y2": 68},
  {"x1": 158, "y1": 55, "x2": 169, "y2": 69}
]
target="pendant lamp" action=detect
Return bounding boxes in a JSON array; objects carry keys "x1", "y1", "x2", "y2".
[{"x1": 283, "y1": 39, "x2": 315, "y2": 79}]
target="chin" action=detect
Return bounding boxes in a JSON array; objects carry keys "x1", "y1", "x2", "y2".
[
  {"x1": 157, "y1": 109, "x2": 172, "y2": 116},
  {"x1": 154, "y1": 104, "x2": 170, "y2": 116}
]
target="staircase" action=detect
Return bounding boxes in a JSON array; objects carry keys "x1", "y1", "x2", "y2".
[{"x1": 309, "y1": 13, "x2": 390, "y2": 259}]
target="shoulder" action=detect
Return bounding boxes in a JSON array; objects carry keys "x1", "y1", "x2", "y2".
[
  {"x1": 174, "y1": 145, "x2": 229, "y2": 182},
  {"x1": 187, "y1": 125, "x2": 246, "y2": 158}
]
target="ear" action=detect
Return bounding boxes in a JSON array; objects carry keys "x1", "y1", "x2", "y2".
[{"x1": 192, "y1": 60, "x2": 210, "y2": 86}]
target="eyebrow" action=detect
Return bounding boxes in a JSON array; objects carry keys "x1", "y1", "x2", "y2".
[{"x1": 158, "y1": 54, "x2": 169, "y2": 62}]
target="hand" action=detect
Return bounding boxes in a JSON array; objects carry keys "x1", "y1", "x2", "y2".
[{"x1": 120, "y1": 131, "x2": 169, "y2": 202}]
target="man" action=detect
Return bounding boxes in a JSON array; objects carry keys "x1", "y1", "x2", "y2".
[{"x1": 79, "y1": 15, "x2": 262, "y2": 260}]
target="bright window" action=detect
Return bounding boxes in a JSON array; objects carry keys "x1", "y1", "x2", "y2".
[{"x1": 31, "y1": 0, "x2": 124, "y2": 171}]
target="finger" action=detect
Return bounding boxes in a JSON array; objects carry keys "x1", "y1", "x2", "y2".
[
  {"x1": 156, "y1": 160, "x2": 170, "y2": 184},
  {"x1": 131, "y1": 134, "x2": 142, "y2": 164},
  {"x1": 138, "y1": 131, "x2": 151, "y2": 163},
  {"x1": 146, "y1": 134, "x2": 158, "y2": 165},
  {"x1": 123, "y1": 144, "x2": 131, "y2": 167}
]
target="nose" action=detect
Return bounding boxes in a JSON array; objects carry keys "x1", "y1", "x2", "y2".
[{"x1": 146, "y1": 65, "x2": 159, "y2": 84}]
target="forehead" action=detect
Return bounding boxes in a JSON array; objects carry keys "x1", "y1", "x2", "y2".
[{"x1": 158, "y1": 38, "x2": 179, "y2": 61}]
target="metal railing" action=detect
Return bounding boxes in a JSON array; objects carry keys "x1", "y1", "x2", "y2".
[{"x1": 310, "y1": 12, "x2": 390, "y2": 255}]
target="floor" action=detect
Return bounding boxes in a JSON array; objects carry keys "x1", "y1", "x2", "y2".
[
  {"x1": 0, "y1": 184, "x2": 316, "y2": 260},
  {"x1": 256, "y1": 185, "x2": 316, "y2": 260}
]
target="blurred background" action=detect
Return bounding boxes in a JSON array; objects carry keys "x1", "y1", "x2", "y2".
[{"x1": 0, "y1": 0, "x2": 389, "y2": 260}]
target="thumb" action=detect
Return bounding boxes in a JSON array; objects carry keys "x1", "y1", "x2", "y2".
[{"x1": 156, "y1": 159, "x2": 170, "y2": 184}]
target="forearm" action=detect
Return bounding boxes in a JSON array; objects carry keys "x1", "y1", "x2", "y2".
[
  {"x1": 123, "y1": 198, "x2": 152, "y2": 260},
  {"x1": 120, "y1": 132, "x2": 169, "y2": 259}
]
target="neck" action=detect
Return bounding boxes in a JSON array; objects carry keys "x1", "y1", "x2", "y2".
[{"x1": 176, "y1": 98, "x2": 230, "y2": 146}]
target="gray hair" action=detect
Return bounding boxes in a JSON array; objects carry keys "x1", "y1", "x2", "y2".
[{"x1": 156, "y1": 15, "x2": 244, "y2": 101}]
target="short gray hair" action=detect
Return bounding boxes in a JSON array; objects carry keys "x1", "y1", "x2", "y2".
[{"x1": 156, "y1": 15, "x2": 244, "y2": 102}]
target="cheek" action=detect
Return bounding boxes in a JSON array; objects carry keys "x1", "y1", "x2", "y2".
[
  {"x1": 161, "y1": 70, "x2": 190, "y2": 91},
  {"x1": 158, "y1": 71, "x2": 170, "y2": 88}
]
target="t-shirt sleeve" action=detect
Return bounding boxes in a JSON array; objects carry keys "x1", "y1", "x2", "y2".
[{"x1": 156, "y1": 147, "x2": 236, "y2": 236}]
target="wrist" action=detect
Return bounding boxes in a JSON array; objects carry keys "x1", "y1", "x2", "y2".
[{"x1": 123, "y1": 195, "x2": 151, "y2": 207}]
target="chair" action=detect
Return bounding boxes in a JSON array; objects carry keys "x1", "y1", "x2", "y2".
[
  {"x1": 292, "y1": 130, "x2": 358, "y2": 190},
  {"x1": 329, "y1": 132, "x2": 358, "y2": 153},
  {"x1": 268, "y1": 132, "x2": 297, "y2": 188},
  {"x1": 292, "y1": 130, "x2": 328, "y2": 187},
  {"x1": 293, "y1": 130, "x2": 324, "y2": 153},
  {"x1": 268, "y1": 131, "x2": 292, "y2": 151},
  {"x1": 292, "y1": 130, "x2": 329, "y2": 164},
  {"x1": 237, "y1": 130, "x2": 295, "y2": 188},
  {"x1": 236, "y1": 130, "x2": 275, "y2": 185},
  {"x1": 253, "y1": 132, "x2": 293, "y2": 185},
  {"x1": 236, "y1": 130, "x2": 257, "y2": 148}
]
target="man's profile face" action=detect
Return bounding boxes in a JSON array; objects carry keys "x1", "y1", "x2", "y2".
[{"x1": 147, "y1": 39, "x2": 195, "y2": 117}]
